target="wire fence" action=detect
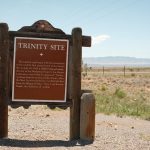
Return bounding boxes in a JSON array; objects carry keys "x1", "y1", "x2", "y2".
[{"x1": 82, "y1": 66, "x2": 150, "y2": 77}]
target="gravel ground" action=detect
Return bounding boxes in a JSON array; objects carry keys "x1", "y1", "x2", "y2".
[{"x1": 0, "y1": 106, "x2": 150, "y2": 150}]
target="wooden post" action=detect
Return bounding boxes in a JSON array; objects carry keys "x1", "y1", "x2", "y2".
[
  {"x1": 103, "y1": 66, "x2": 104, "y2": 75},
  {"x1": 70, "y1": 28, "x2": 82, "y2": 140},
  {"x1": 80, "y1": 93, "x2": 95, "y2": 141},
  {"x1": 124, "y1": 66, "x2": 125, "y2": 77},
  {"x1": 0, "y1": 23, "x2": 9, "y2": 138}
]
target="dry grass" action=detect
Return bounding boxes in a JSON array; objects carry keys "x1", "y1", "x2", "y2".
[{"x1": 82, "y1": 67, "x2": 150, "y2": 120}]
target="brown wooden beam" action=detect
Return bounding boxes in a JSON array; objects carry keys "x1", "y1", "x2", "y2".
[
  {"x1": 9, "y1": 31, "x2": 91, "y2": 47},
  {"x1": 0, "y1": 23, "x2": 9, "y2": 138},
  {"x1": 70, "y1": 28, "x2": 82, "y2": 140},
  {"x1": 10, "y1": 99, "x2": 72, "y2": 108}
]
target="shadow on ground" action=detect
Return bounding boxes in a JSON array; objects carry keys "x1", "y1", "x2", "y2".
[{"x1": 0, "y1": 138, "x2": 93, "y2": 148}]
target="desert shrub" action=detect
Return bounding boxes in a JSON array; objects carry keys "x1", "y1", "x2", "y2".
[
  {"x1": 100, "y1": 84, "x2": 107, "y2": 91},
  {"x1": 82, "y1": 72, "x2": 87, "y2": 77},
  {"x1": 131, "y1": 73, "x2": 136, "y2": 77},
  {"x1": 129, "y1": 68, "x2": 134, "y2": 72},
  {"x1": 114, "y1": 88, "x2": 126, "y2": 98}
]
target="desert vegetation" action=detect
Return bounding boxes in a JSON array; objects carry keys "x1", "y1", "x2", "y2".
[{"x1": 82, "y1": 66, "x2": 150, "y2": 120}]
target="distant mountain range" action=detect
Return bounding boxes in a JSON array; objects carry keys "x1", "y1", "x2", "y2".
[{"x1": 83, "y1": 56, "x2": 150, "y2": 67}]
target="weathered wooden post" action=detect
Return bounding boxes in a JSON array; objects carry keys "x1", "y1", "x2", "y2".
[
  {"x1": 0, "y1": 23, "x2": 9, "y2": 138},
  {"x1": 70, "y1": 28, "x2": 82, "y2": 140},
  {"x1": 124, "y1": 66, "x2": 126, "y2": 77},
  {"x1": 103, "y1": 66, "x2": 104, "y2": 75},
  {"x1": 80, "y1": 93, "x2": 95, "y2": 141}
]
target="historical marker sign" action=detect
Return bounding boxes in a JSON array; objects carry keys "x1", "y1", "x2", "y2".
[{"x1": 12, "y1": 37, "x2": 69, "y2": 102}]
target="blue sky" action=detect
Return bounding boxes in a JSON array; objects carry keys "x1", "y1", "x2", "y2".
[{"x1": 0, "y1": 0, "x2": 150, "y2": 58}]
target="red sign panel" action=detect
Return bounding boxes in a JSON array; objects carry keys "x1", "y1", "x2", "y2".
[{"x1": 12, "y1": 37, "x2": 69, "y2": 102}]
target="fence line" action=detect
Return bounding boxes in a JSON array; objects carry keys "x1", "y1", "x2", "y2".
[{"x1": 82, "y1": 65, "x2": 150, "y2": 77}]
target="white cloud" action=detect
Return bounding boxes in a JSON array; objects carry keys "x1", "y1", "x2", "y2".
[{"x1": 92, "y1": 35, "x2": 111, "y2": 45}]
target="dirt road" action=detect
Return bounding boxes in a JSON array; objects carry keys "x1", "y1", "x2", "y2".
[{"x1": 0, "y1": 106, "x2": 150, "y2": 150}]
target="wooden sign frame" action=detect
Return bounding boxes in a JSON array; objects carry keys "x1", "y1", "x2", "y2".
[{"x1": 0, "y1": 20, "x2": 93, "y2": 140}]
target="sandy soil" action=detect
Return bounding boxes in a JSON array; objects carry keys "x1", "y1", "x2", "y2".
[{"x1": 0, "y1": 106, "x2": 150, "y2": 150}]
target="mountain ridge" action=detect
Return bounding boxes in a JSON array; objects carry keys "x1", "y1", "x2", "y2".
[{"x1": 83, "y1": 56, "x2": 150, "y2": 67}]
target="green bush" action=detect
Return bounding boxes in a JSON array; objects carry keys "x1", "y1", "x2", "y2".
[
  {"x1": 131, "y1": 73, "x2": 136, "y2": 77},
  {"x1": 114, "y1": 88, "x2": 126, "y2": 98},
  {"x1": 101, "y1": 84, "x2": 107, "y2": 91}
]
